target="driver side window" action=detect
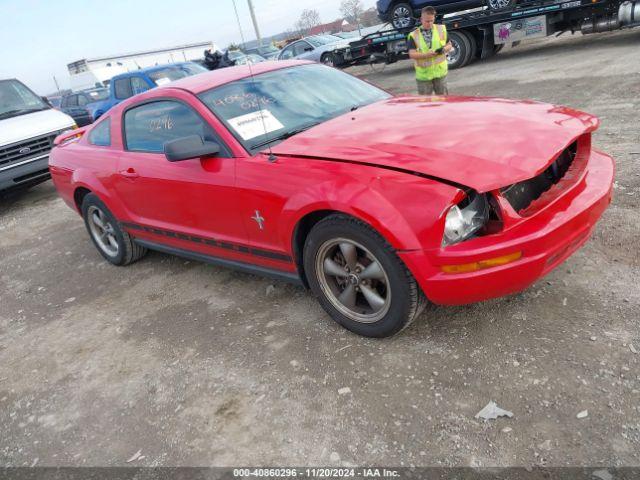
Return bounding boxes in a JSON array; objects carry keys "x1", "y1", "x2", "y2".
[
  {"x1": 123, "y1": 100, "x2": 230, "y2": 156},
  {"x1": 131, "y1": 76, "x2": 150, "y2": 95},
  {"x1": 280, "y1": 43, "x2": 297, "y2": 59},
  {"x1": 293, "y1": 41, "x2": 312, "y2": 56}
]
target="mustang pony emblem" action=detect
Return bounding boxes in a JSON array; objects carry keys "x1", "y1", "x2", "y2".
[{"x1": 251, "y1": 210, "x2": 265, "y2": 230}]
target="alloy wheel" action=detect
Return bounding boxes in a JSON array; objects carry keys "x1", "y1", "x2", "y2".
[
  {"x1": 322, "y1": 54, "x2": 335, "y2": 67},
  {"x1": 315, "y1": 238, "x2": 392, "y2": 323},
  {"x1": 87, "y1": 205, "x2": 119, "y2": 257},
  {"x1": 447, "y1": 38, "x2": 462, "y2": 65},
  {"x1": 489, "y1": 0, "x2": 512, "y2": 8},
  {"x1": 393, "y1": 6, "x2": 413, "y2": 29}
]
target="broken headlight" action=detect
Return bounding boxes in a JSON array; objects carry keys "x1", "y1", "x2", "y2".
[{"x1": 442, "y1": 192, "x2": 490, "y2": 246}]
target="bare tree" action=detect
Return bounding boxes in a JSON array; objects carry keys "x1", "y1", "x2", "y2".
[
  {"x1": 359, "y1": 7, "x2": 381, "y2": 28},
  {"x1": 295, "y1": 9, "x2": 321, "y2": 35},
  {"x1": 340, "y1": 0, "x2": 364, "y2": 27}
]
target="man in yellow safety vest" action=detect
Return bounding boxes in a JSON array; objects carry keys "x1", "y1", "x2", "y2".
[{"x1": 407, "y1": 6, "x2": 453, "y2": 95}]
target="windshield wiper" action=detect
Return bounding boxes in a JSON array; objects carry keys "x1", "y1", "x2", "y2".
[
  {"x1": 0, "y1": 107, "x2": 48, "y2": 119},
  {"x1": 250, "y1": 121, "x2": 321, "y2": 150},
  {"x1": 0, "y1": 109, "x2": 25, "y2": 119}
]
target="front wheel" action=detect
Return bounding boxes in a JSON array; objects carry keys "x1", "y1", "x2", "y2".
[
  {"x1": 303, "y1": 215, "x2": 426, "y2": 337},
  {"x1": 390, "y1": 2, "x2": 416, "y2": 29},
  {"x1": 320, "y1": 52, "x2": 336, "y2": 68}
]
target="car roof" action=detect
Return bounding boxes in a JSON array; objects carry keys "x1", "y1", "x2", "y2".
[
  {"x1": 111, "y1": 62, "x2": 199, "y2": 80},
  {"x1": 158, "y1": 60, "x2": 313, "y2": 95},
  {"x1": 64, "y1": 87, "x2": 106, "y2": 97}
]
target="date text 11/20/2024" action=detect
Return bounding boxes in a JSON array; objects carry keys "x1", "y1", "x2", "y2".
[{"x1": 232, "y1": 468, "x2": 400, "y2": 477}]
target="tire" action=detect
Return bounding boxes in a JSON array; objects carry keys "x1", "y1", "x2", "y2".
[
  {"x1": 320, "y1": 52, "x2": 337, "y2": 68},
  {"x1": 488, "y1": 0, "x2": 516, "y2": 11},
  {"x1": 81, "y1": 193, "x2": 147, "y2": 266},
  {"x1": 460, "y1": 30, "x2": 478, "y2": 65},
  {"x1": 446, "y1": 30, "x2": 472, "y2": 70},
  {"x1": 390, "y1": 2, "x2": 416, "y2": 30},
  {"x1": 303, "y1": 214, "x2": 427, "y2": 338}
]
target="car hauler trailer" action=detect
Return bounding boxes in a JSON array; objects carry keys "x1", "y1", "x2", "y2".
[{"x1": 333, "y1": 0, "x2": 640, "y2": 69}]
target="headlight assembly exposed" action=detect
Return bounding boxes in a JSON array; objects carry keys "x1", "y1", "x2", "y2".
[{"x1": 442, "y1": 192, "x2": 490, "y2": 246}]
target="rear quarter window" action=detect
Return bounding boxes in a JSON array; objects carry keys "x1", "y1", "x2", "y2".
[{"x1": 88, "y1": 118, "x2": 111, "y2": 147}]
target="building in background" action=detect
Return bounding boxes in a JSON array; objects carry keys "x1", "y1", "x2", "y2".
[
  {"x1": 67, "y1": 41, "x2": 217, "y2": 90},
  {"x1": 307, "y1": 19, "x2": 354, "y2": 36}
]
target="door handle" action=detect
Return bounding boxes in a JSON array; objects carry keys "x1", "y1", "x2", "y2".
[{"x1": 119, "y1": 168, "x2": 139, "y2": 179}]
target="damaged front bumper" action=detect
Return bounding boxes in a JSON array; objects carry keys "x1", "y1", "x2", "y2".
[{"x1": 399, "y1": 148, "x2": 615, "y2": 305}]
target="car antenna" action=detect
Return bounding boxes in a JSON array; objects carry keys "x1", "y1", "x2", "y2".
[{"x1": 231, "y1": 0, "x2": 277, "y2": 163}]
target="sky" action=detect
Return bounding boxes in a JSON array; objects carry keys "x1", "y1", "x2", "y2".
[{"x1": 0, "y1": 0, "x2": 377, "y2": 95}]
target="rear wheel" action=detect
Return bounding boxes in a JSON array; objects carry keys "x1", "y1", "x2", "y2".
[
  {"x1": 81, "y1": 193, "x2": 147, "y2": 266},
  {"x1": 460, "y1": 30, "x2": 477, "y2": 65},
  {"x1": 303, "y1": 215, "x2": 426, "y2": 337},
  {"x1": 488, "y1": 0, "x2": 516, "y2": 11},
  {"x1": 390, "y1": 2, "x2": 416, "y2": 29},
  {"x1": 447, "y1": 31, "x2": 472, "y2": 69}
]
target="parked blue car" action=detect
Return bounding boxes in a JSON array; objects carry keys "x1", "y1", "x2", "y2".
[{"x1": 91, "y1": 62, "x2": 207, "y2": 121}]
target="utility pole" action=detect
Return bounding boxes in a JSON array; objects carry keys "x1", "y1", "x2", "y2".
[
  {"x1": 52, "y1": 75, "x2": 60, "y2": 93},
  {"x1": 247, "y1": 0, "x2": 262, "y2": 47}
]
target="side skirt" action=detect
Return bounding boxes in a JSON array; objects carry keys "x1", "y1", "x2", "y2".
[{"x1": 134, "y1": 239, "x2": 304, "y2": 286}]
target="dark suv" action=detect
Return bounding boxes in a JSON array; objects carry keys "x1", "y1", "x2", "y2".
[
  {"x1": 377, "y1": 0, "x2": 514, "y2": 28},
  {"x1": 59, "y1": 88, "x2": 109, "y2": 126}
]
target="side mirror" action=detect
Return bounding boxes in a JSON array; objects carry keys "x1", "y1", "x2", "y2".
[
  {"x1": 304, "y1": 46, "x2": 313, "y2": 52},
  {"x1": 164, "y1": 135, "x2": 220, "y2": 162},
  {"x1": 41, "y1": 96, "x2": 53, "y2": 107}
]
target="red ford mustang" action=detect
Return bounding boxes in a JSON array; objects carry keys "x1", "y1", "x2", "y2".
[{"x1": 49, "y1": 60, "x2": 614, "y2": 337}]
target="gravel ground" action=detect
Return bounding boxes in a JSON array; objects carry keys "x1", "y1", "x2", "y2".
[{"x1": 0, "y1": 28, "x2": 639, "y2": 468}]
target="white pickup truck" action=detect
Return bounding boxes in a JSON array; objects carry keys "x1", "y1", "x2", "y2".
[{"x1": 1, "y1": 78, "x2": 75, "y2": 193}]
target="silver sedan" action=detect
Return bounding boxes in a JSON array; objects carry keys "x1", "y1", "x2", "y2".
[{"x1": 277, "y1": 34, "x2": 349, "y2": 67}]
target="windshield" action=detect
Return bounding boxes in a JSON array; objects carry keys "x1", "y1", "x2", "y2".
[
  {"x1": 247, "y1": 54, "x2": 265, "y2": 63},
  {"x1": 198, "y1": 64, "x2": 390, "y2": 152},
  {"x1": 232, "y1": 54, "x2": 251, "y2": 65},
  {"x1": 148, "y1": 63, "x2": 207, "y2": 86},
  {"x1": 306, "y1": 35, "x2": 343, "y2": 47},
  {"x1": 0, "y1": 79, "x2": 49, "y2": 118},
  {"x1": 227, "y1": 50, "x2": 245, "y2": 60},
  {"x1": 257, "y1": 46, "x2": 279, "y2": 55},
  {"x1": 85, "y1": 89, "x2": 109, "y2": 101}
]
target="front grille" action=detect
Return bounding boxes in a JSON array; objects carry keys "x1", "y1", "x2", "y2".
[
  {"x1": 13, "y1": 168, "x2": 50, "y2": 183},
  {"x1": 501, "y1": 142, "x2": 578, "y2": 215},
  {"x1": 0, "y1": 132, "x2": 58, "y2": 169}
]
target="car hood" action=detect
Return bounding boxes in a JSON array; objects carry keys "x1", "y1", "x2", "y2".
[
  {"x1": 0, "y1": 108, "x2": 76, "y2": 147},
  {"x1": 271, "y1": 96, "x2": 599, "y2": 192}
]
